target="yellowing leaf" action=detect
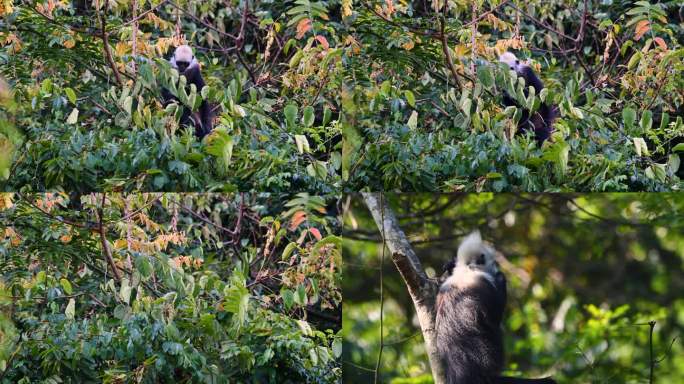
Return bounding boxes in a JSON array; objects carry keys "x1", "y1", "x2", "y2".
[
  {"x1": 634, "y1": 20, "x2": 650, "y2": 41},
  {"x1": 341, "y1": 0, "x2": 352, "y2": 17},
  {"x1": 0, "y1": 0, "x2": 15, "y2": 16},
  {"x1": 66, "y1": 108, "x2": 78, "y2": 124},
  {"x1": 296, "y1": 18, "x2": 312, "y2": 40},
  {"x1": 0, "y1": 194, "x2": 13, "y2": 210},
  {"x1": 407, "y1": 110, "x2": 418, "y2": 129},
  {"x1": 65, "y1": 298, "x2": 75, "y2": 319}
]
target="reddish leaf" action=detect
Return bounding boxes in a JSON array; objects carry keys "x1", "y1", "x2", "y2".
[
  {"x1": 634, "y1": 20, "x2": 650, "y2": 41},
  {"x1": 309, "y1": 227, "x2": 322, "y2": 240},
  {"x1": 289, "y1": 211, "x2": 307, "y2": 231},
  {"x1": 314, "y1": 35, "x2": 329, "y2": 50},
  {"x1": 296, "y1": 18, "x2": 312, "y2": 40}
]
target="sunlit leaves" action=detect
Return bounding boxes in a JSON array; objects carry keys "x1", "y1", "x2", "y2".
[
  {"x1": 64, "y1": 298, "x2": 75, "y2": 319},
  {"x1": 66, "y1": 107, "x2": 79, "y2": 124}
]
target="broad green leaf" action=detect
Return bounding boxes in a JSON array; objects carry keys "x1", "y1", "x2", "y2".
[
  {"x1": 64, "y1": 88, "x2": 77, "y2": 104},
  {"x1": 404, "y1": 90, "x2": 416, "y2": 108},
  {"x1": 302, "y1": 106, "x2": 315, "y2": 127},
  {"x1": 284, "y1": 104, "x2": 298, "y2": 128},
  {"x1": 59, "y1": 278, "x2": 73, "y2": 295}
]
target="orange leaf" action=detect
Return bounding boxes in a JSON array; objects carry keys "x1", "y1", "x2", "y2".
[
  {"x1": 296, "y1": 18, "x2": 312, "y2": 40},
  {"x1": 314, "y1": 35, "x2": 329, "y2": 50},
  {"x1": 289, "y1": 211, "x2": 307, "y2": 231},
  {"x1": 402, "y1": 39, "x2": 415, "y2": 50},
  {"x1": 653, "y1": 37, "x2": 667, "y2": 50},
  {"x1": 309, "y1": 228, "x2": 322, "y2": 240},
  {"x1": 634, "y1": 20, "x2": 650, "y2": 41}
]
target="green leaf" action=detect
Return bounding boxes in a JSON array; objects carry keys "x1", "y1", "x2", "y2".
[
  {"x1": 404, "y1": 90, "x2": 416, "y2": 108},
  {"x1": 59, "y1": 278, "x2": 73, "y2": 295},
  {"x1": 322, "y1": 106, "x2": 332, "y2": 126},
  {"x1": 135, "y1": 256, "x2": 153, "y2": 279},
  {"x1": 295, "y1": 284, "x2": 307, "y2": 306},
  {"x1": 640, "y1": 110, "x2": 653, "y2": 133},
  {"x1": 119, "y1": 278, "x2": 132, "y2": 305},
  {"x1": 478, "y1": 66, "x2": 494, "y2": 88},
  {"x1": 672, "y1": 143, "x2": 684, "y2": 152},
  {"x1": 205, "y1": 128, "x2": 234, "y2": 167},
  {"x1": 623, "y1": 107, "x2": 636, "y2": 130},
  {"x1": 302, "y1": 106, "x2": 315, "y2": 127},
  {"x1": 284, "y1": 104, "x2": 298, "y2": 128},
  {"x1": 332, "y1": 338, "x2": 342, "y2": 358},
  {"x1": 282, "y1": 242, "x2": 298, "y2": 260},
  {"x1": 224, "y1": 285, "x2": 250, "y2": 331},
  {"x1": 64, "y1": 88, "x2": 77, "y2": 104},
  {"x1": 281, "y1": 288, "x2": 295, "y2": 310}
]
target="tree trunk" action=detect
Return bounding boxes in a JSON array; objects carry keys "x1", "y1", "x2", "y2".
[{"x1": 361, "y1": 192, "x2": 445, "y2": 384}]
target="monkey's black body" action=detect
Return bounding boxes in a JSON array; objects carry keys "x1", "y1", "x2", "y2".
[
  {"x1": 503, "y1": 65, "x2": 556, "y2": 144},
  {"x1": 436, "y1": 266, "x2": 507, "y2": 384},
  {"x1": 162, "y1": 60, "x2": 213, "y2": 139}
]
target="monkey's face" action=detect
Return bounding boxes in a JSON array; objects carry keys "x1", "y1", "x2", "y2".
[
  {"x1": 175, "y1": 61, "x2": 189, "y2": 72},
  {"x1": 454, "y1": 231, "x2": 499, "y2": 277}
]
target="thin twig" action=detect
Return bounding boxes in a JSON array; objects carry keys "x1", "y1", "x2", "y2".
[
  {"x1": 98, "y1": 0, "x2": 122, "y2": 85},
  {"x1": 439, "y1": 1, "x2": 462, "y2": 92},
  {"x1": 97, "y1": 193, "x2": 121, "y2": 281}
]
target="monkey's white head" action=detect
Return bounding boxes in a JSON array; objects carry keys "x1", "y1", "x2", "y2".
[
  {"x1": 172, "y1": 45, "x2": 195, "y2": 72},
  {"x1": 499, "y1": 51, "x2": 520, "y2": 72},
  {"x1": 441, "y1": 231, "x2": 499, "y2": 291},
  {"x1": 455, "y1": 231, "x2": 499, "y2": 276}
]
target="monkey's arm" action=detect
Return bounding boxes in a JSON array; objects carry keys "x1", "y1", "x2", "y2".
[
  {"x1": 184, "y1": 66, "x2": 212, "y2": 136},
  {"x1": 161, "y1": 86, "x2": 177, "y2": 106},
  {"x1": 519, "y1": 66, "x2": 545, "y2": 94}
]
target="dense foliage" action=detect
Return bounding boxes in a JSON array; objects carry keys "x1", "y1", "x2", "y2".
[
  {"x1": 0, "y1": 0, "x2": 343, "y2": 192},
  {"x1": 0, "y1": 192, "x2": 342, "y2": 383},
  {"x1": 342, "y1": 0, "x2": 684, "y2": 191},
  {"x1": 343, "y1": 193, "x2": 684, "y2": 383}
]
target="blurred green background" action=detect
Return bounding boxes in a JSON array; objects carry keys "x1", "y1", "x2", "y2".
[{"x1": 342, "y1": 193, "x2": 684, "y2": 384}]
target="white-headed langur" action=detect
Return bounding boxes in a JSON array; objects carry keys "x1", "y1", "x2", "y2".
[
  {"x1": 436, "y1": 231, "x2": 556, "y2": 384},
  {"x1": 436, "y1": 231, "x2": 507, "y2": 384},
  {"x1": 498, "y1": 52, "x2": 556, "y2": 144},
  {"x1": 162, "y1": 45, "x2": 213, "y2": 139}
]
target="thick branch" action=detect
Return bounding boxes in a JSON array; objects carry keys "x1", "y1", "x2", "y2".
[{"x1": 361, "y1": 192, "x2": 445, "y2": 384}]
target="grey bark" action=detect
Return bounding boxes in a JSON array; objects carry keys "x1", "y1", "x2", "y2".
[{"x1": 361, "y1": 192, "x2": 445, "y2": 384}]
